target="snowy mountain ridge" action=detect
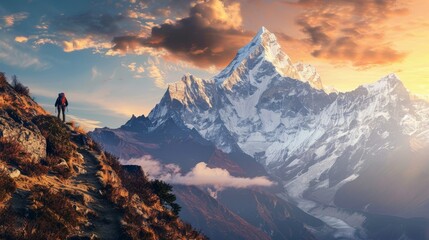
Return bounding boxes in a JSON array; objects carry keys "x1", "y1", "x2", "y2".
[
  {"x1": 92, "y1": 27, "x2": 429, "y2": 239},
  {"x1": 149, "y1": 28, "x2": 429, "y2": 165},
  {"x1": 147, "y1": 28, "x2": 429, "y2": 225}
]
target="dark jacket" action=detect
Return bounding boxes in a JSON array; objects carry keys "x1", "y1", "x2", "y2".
[{"x1": 55, "y1": 93, "x2": 68, "y2": 107}]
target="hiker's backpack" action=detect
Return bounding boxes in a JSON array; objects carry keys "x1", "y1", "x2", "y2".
[{"x1": 59, "y1": 93, "x2": 67, "y2": 106}]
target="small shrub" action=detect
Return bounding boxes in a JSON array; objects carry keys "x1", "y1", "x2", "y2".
[
  {"x1": 90, "y1": 140, "x2": 103, "y2": 154},
  {"x1": 103, "y1": 151, "x2": 122, "y2": 174},
  {"x1": 0, "y1": 72, "x2": 6, "y2": 85},
  {"x1": 19, "y1": 161, "x2": 48, "y2": 177},
  {"x1": 0, "y1": 138, "x2": 27, "y2": 164},
  {"x1": 119, "y1": 165, "x2": 156, "y2": 207},
  {"x1": 52, "y1": 164, "x2": 72, "y2": 179},
  {"x1": 11, "y1": 75, "x2": 30, "y2": 96},
  {"x1": 151, "y1": 179, "x2": 181, "y2": 215},
  {"x1": 32, "y1": 115, "x2": 73, "y2": 159},
  {"x1": 42, "y1": 155, "x2": 61, "y2": 167},
  {"x1": 0, "y1": 206, "x2": 18, "y2": 238},
  {"x1": 0, "y1": 172, "x2": 16, "y2": 202},
  {"x1": 25, "y1": 185, "x2": 82, "y2": 239},
  {"x1": 0, "y1": 138, "x2": 48, "y2": 177}
]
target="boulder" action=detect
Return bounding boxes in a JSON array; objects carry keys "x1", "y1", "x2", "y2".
[{"x1": 0, "y1": 116, "x2": 46, "y2": 162}]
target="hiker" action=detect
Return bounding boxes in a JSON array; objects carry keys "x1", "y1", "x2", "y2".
[{"x1": 54, "y1": 92, "x2": 68, "y2": 122}]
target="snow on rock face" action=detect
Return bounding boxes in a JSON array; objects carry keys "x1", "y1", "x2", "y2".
[
  {"x1": 147, "y1": 28, "x2": 429, "y2": 208},
  {"x1": 294, "y1": 62, "x2": 323, "y2": 90},
  {"x1": 215, "y1": 27, "x2": 300, "y2": 91},
  {"x1": 168, "y1": 74, "x2": 213, "y2": 109}
]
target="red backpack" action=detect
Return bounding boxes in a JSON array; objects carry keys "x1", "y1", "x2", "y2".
[{"x1": 59, "y1": 93, "x2": 67, "y2": 106}]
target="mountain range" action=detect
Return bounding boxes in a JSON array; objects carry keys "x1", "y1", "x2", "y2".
[{"x1": 90, "y1": 27, "x2": 429, "y2": 240}]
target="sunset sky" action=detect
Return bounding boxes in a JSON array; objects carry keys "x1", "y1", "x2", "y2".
[{"x1": 0, "y1": 0, "x2": 428, "y2": 129}]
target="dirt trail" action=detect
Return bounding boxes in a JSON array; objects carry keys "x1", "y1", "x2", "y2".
[
  {"x1": 76, "y1": 148, "x2": 123, "y2": 240},
  {"x1": 8, "y1": 128, "x2": 124, "y2": 239}
]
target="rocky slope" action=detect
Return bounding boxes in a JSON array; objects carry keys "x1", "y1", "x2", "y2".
[{"x1": 0, "y1": 73, "x2": 206, "y2": 240}]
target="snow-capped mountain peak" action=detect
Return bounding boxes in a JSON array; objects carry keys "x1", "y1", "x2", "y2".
[
  {"x1": 363, "y1": 73, "x2": 405, "y2": 95},
  {"x1": 215, "y1": 27, "x2": 300, "y2": 90},
  {"x1": 165, "y1": 74, "x2": 212, "y2": 108}
]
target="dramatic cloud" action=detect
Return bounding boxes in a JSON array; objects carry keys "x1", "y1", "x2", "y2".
[
  {"x1": 121, "y1": 156, "x2": 274, "y2": 191},
  {"x1": 292, "y1": 0, "x2": 408, "y2": 67},
  {"x1": 112, "y1": 0, "x2": 253, "y2": 67}
]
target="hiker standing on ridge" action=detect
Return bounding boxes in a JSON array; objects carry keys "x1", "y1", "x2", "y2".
[{"x1": 55, "y1": 92, "x2": 68, "y2": 122}]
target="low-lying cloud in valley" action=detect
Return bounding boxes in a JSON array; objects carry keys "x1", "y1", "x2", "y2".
[{"x1": 121, "y1": 156, "x2": 274, "y2": 191}]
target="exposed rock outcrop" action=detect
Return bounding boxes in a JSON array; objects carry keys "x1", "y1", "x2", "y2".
[{"x1": 0, "y1": 114, "x2": 46, "y2": 162}]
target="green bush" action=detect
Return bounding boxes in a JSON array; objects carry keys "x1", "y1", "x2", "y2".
[{"x1": 32, "y1": 115, "x2": 73, "y2": 159}]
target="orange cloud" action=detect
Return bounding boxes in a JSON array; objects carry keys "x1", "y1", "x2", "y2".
[
  {"x1": 2, "y1": 12, "x2": 28, "y2": 28},
  {"x1": 112, "y1": 0, "x2": 253, "y2": 68},
  {"x1": 14, "y1": 36, "x2": 28, "y2": 43},
  {"x1": 293, "y1": 0, "x2": 409, "y2": 67},
  {"x1": 63, "y1": 37, "x2": 112, "y2": 52}
]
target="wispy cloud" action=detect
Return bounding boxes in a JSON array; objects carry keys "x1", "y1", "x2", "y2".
[
  {"x1": 123, "y1": 62, "x2": 145, "y2": 75},
  {"x1": 31, "y1": 85, "x2": 149, "y2": 118},
  {"x1": 0, "y1": 39, "x2": 48, "y2": 69},
  {"x1": 1, "y1": 12, "x2": 28, "y2": 28},
  {"x1": 68, "y1": 114, "x2": 102, "y2": 131},
  {"x1": 121, "y1": 156, "x2": 274, "y2": 191},
  {"x1": 91, "y1": 66, "x2": 101, "y2": 80},
  {"x1": 146, "y1": 58, "x2": 165, "y2": 88}
]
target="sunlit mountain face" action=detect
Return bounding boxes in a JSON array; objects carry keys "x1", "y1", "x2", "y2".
[{"x1": 91, "y1": 28, "x2": 429, "y2": 239}]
